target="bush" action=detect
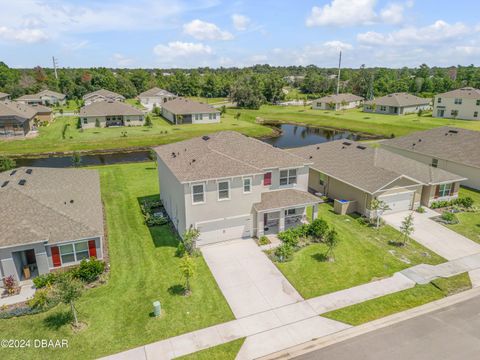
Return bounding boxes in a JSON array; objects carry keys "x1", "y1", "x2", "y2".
[
  {"x1": 274, "y1": 244, "x2": 294, "y2": 262},
  {"x1": 416, "y1": 206, "x2": 426, "y2": 213},
  {"x1": 33, "y1": 273, "x2": 58, "y2": 289},
  {"x1": 0, "y1": 306, "x2": 43, "y2": 319},
  {"x1": 28, "y1": 288, "x2": 57, "y2": 310},
  {"x1": 76, "y1": 118, "x2": 82, "y2": 129},
  {"x1": 308, "y1": 218, "x2": 329, "y2": 241},
  {"x1": 277, "y1": 228, "x2": 300, "y2": 247},
  {"x1": 459, "y1": 197, "x2": 474, "y2": 208},
  {"x1": 431, "y1": 197, "x2": 475, "y2": 210},
  {"x1": 3, "y1": 275, "x2": 18, "y2": 295},
  {"x1": 440, "y1": 211, "x2": 458, "y2": 224},
  {"x1": 258, "y1": 235, "x2": 270, "y2": 246},
  {"x1": 73, "y1": 257, "x2": 105, "y2": 283}
]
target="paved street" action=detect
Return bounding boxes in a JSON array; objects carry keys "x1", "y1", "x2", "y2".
[{"x1": 295, "y1": 294, "x2": 480, "y2": 360}]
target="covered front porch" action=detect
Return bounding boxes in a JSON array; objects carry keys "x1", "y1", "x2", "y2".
[{"x1": 254, "y1": 189, "x2": 321, "y2": 237}]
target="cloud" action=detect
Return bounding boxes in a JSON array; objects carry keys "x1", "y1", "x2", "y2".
[
  {"x1": 183, "y1": 19, "x2": 233, "y2": 40},
  {"x1": 380, "y1": 3, "x2": 405, "y2": 24},
  {"x1": 62, "y1": 40, "x2": 90, "y2": 52},
  {"x1": 0, "y1": 26, "x2": 49, "y2": 43},
  {"x1": 232, "y1": 14, "x2": 251, "y2": 31},
  {"x1": 323, "y1": 40, "x2": 354, "y2": 51},
  {"x1": 112, "y1": 53, "x2": 134, "y2": 67},
  {"x1": 153, "y1": 41, "x2": 213, "y2": 66}
]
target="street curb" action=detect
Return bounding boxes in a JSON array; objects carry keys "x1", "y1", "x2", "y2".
[{"x1": 259, "y1": 286, "x2": 480, "y2": 360}]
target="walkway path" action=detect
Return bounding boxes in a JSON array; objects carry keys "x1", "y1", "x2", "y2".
[{"x1": 0, "y1": 282, "x2": 36, "y2": 307}]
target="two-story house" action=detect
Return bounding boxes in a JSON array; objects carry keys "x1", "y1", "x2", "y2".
[
  {"x1": 154, "y1": 131, "x2": 320, "y2": 246},
  {"x1": 433, "y1": 87, "x2": 480, "y2": 120}
]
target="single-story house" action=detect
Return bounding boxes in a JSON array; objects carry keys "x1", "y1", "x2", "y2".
[
  {"x1": 79, "y1": 101, "x2": 145, "y2": 128},
  {"x1": 0, "y1": 167, "x2": 104, "y2": 282},
  {"x1": 161, "y1": 98, "x2": 221, "y2": 125},
  {"x1": 138, "y1": 87, "x2": 176, "y2": 110},
  {"x1": 289, "y1": 140, "x2": 465, "y2": 217},
  {"x1": 381, "y1": 127, "x2": 480, "y2": 190},
  {"x1": 363, "y1": 93, "x2": 431, "y2": 115},
  {"x1": 312, "y1": 93, "x2": 364, "y2": 111},
  {"x1": 433, "y1": 87, "x2": 480, "y2": 120},
  {"x1": 83, "y1": 89, "x2": 125, "y2": 106},
  {"x1": 0, "y1": 101, "x2": 53, "y2": 137},
  {"x1": 0, "y1": 92, "x2": 10, "y2": 101},
  {"x1": 16, "y1": 90, "x2": 66, "y2": 106}
]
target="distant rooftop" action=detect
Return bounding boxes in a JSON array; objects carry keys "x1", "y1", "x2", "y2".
[
  {"x1": 436, "y1": 87, "x2": 480, "y2": 100},
  {"x1": 161, "y1": 97, "x2": 218, "y2": 115},
  {"x1": 364, "y1": 93, "x2": 430, "y2": 107},
  {"x1": 80, "y1": 100, "x2": 144, "y2": 117},
  {"x1": 83, "y1": 89, "x2": 125, "y2": 101},
  {"x1": 138, "y1": 87, "x2": 176, "y2": 98},
  {"x1": 315, "y1": 93, "x2": 364, "y2": 103}
]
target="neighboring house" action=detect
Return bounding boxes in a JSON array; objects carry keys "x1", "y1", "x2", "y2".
[
  {"x1": 289, "y1": 140, "x2": 465, "y2": 217},
  {"x1": 16, "y1": 90, "x2": 66, "y2": 106},
  {"x1": 0, "y1": 101, "x2": 53, "y2": 137},
  {"x1": 83, "y1": 89, "x2": 125, "y2": 106},
  {"x1": 381, "y1": 127, "x2": 480, "y2": 190},
  {"x1": 363, "y1": 93, "x2": 431, "y2": 115},
  {"x1": 79, "y1": 101, "x2": 145, "y2": 128},
  {"x1": 0, "y1": 167, "x2": 104, "y2": 282},
  {"x1": 0, "y1": 92, "x2": 10, "y2": 101},
  {"x1": 161, "y1": 98, "x2": 221, "y2": 125},
  {"x1": 433, "y1": 87, "x2": 480, "y2": 120},
  {"x1": 312, "y1": 93, "x2": 364, "y2": 111},
  {"x1": 154, "y1": 131, "x2": 320, "y2": 246},
  {"x1": 138, "y1": 87, "x2": 176, "y2": 110}
]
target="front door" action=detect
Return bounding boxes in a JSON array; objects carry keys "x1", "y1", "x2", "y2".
[{"x1": 437, "y1": 109, "x2": 445, "y2": 117}]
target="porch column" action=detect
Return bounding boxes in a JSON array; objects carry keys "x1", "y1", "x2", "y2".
[
  {"x1": 312, "y1": 204, "x2": 319, "y2": 221},
  {"x1": 279, "y1": 210, "x2": 285, "y2": 232},
  {"x1": 257, "y1": 212, "x2": 264, "y2": 237}
]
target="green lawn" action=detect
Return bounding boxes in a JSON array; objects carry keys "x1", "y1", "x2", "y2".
[
  {"x1": 446, "y1": 187, "x2": 480, "y2": 243},
  {"x1": 125, "y1": 98, "x2": 148, "y2": 110},
  {"x1": 0, "y1": 162, "x2": 234, "y2": 360},
  {"x1": 177, "y1": 338, "x2": 245, "y2": 360},
  {"x1": 0, "y1": 113, "x2": 273, "y2": 156},
  {"x1": 275, "y1": 204, "x2": 445, "y2": 298},
  {"x1": 187, "y1": 96, "x2": 229, "y2": 105},
  {"x1": 53, "y1": 100, "x2": 81, "y2": 112},
  {"x1": 323, "y1": 273, "x2": 472, "y2": 325},
  {"x1": 232, "y1": 106, "x2": 480, "y2": 138}
]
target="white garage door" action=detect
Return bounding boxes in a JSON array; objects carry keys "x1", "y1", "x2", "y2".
[
  {"x1": 196, "y1": 216, "x2": 252, "y2": 246},
  {"x1": 378, "y1": 191, "x2": 414, "y2": 214}
]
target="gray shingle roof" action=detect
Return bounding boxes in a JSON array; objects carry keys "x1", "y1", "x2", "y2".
[
  {"x1": 83, "y1": 89, "x2": 125, "y2": 101},
  {"x1": 0, "y1": 92, "x2": 9, "y2": 99},
  {"x1": 16, "y1": 89, "x2": 66, "y2": 101},
  {"x1": 436, "y1": 87, "x2": 480, "y2": 99},
  {"x1": 161, "y1": 98, "x2": 218, "y2": 115},
  {"x1": 254, "y1": 189, "x2": 320, "y2": 211},
  {"x1": 289, "y1": 140, "x2": 464, "y2": 194},
  {"x1": 0, "y1": 167, "x2": 104, "y2": 248},
  {"x1": 315, "y1": 93, "x2": 364, "y2": 103},
  {"x1": 138, "y1": 87, "x2": 175, "y2": 98},
  {"x1": 80, "y1": 101, "x2": 144, "y2": 117},
  {"x1": 0, "y1": 101, "x2": 37, "y2": 120},
  {"x1": 364, "y1": 93, "x2": 431, "y2": 107},
  {"x1": 154, "y1": 131, "x2": 310, "y2": 183},
  {"x1": 382, "y1": 127, "x2": 480, "y2": 169}
]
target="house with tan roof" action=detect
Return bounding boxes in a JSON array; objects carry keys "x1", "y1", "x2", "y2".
[
  {"x1": 0, "y1": 101, "x2": 53, "y2": 137},
  {"x1": 154, "y1": 131, "x2": 320, "y2": 245},
  {"x1": 0, "y1": 92, "x2": 9, "y2": 101},
  {"x1": 364, "y1": 93, "x2": 431, "y2": 115},
  {"x1": 289, "y1": 140, "x2": 465, "y2": 217},
  {"x1": 433, "y1": 87, "x2": 480, "y2": 120},
  {"x1": 16, "y1": 89, "x2": 66, "y2": 106},
  {"x1": 138, "y1": 87, "x2": 176, "y2": 110},
  {"x1": 83, "y1": 89, "x2": 125, "y2": 106},
  {"x1": 381, "y1": 127, "x2": 480, "y2": 190},
  {"x1": 79, "y1": 100, "x2": 144, "y2": 128},
  {"x1": 161, "y1": 98, "x2": 220, "y2": 125},
  {"x1": 0, "y1": 167, "x2": 104, "y2": 282},
  {"x1": 312, "y1": 93, "x2": 364, "y2": 111}
]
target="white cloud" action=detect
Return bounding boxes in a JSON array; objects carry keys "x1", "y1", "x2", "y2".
[
  {"x1": 112, "y1": 53, "x2": 134, "y2": 67},
  {"x1": 183, "y1": 19, "x2": 233, "y2": 40},
  {"x1": 306, "y1": 0, "x2": 377, "y2": 27},
  {"x1": 323, "y1": 40, "x2": 354, "y2": 51},
  {"x1": 232, "y1": 14, "x2": 250, "y2": 31},
  {"x1": 380, "y1": 3, "x2": 405, "y2": 24},
  {"x1": 153, "y1": 41, "x2": 213, "y2": 66},
  {"x1": 0, "y1": 26, "x2": 49, "y2": 43}
]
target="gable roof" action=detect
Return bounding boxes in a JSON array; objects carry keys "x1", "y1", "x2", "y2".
[
  {"x1": 254, "y1": 189, "x2": 320, "y2": 212},
  {"x1": 315, "y1": 93, "x2": 364, "y2": 103},
  {"x1": 154, "y1": 131, "x2": 310, "y2": 183},
  {"x1": 364, "y1": 93, "x2": 430, "y2": 107},
  {"x1": 138, "y1": 87, "x2": 175, "y2": 98},
  {"x1": 0, "y1": 92, "x2": 9, "y2": 99},
  {"x1": 83, "y1": 89, "x2": 125, "y2": 101},
  {"x1": 382, "y1": 127, "x2": 480, "y2": 169},
  {"x1": 161, "y1": 98, "x2": 218, "y2": 115},
  {"x1": 0, "y1": 101, "x2": 51, "y2": 120},
  {"x1": 0, "y1": 167, "x2": 104, "y2": 248},
  {"x1": 16, "y1": 89, "x2": 65, "y2": 101},
  {"x1": 80, "y1": 100, "x2": 144, "y2": 117},
  {"x1": 288, "y1": 140, "x2": 464, "y2": 194},
  {"x1": 436, "y1": 87, "x2": 480, "y2": 100}
]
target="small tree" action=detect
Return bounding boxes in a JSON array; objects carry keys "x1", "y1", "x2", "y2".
[
  {"x1": 179, "y1": 255, "x2": 195, "y2": 295},
  {"x1": 324, "y1": 228, "x2": 339, "y2": 261},
  {"x1": 327, "y1": 101, "x2": 336, "y2": 111},
  {"x1": 179, "y1": 227, "x2": 200, "y2": 256},
  {"x1": 54, "y1": 275, "x2": 83, "y2": 327},
  {"x1": 95, "y1": 118, "x2": 100, "y2": 128},
  {"x1": 76, "y1": 118, "x2": 82, "y2": 129},
  {"x1": 234, "y1": 112, "x2": 241, "y2": 121},
  {"x1": 148, "y1": 149, "x2": 157, "y2": 161},
  {"x1": 417, "y1": 109, "x2": 423, "y2": 118},
  {"x1": 176, "y1": 114, "x2": 183, "y2": 125},
  {"x1": 0, "y1": 156, "x2": 16, "y2": 172},
  {"x1": 220, "y1": 105, "x2": 226, "y2": 115},
  {"x1": 71, "y1": 152, "x2": 82, "y2": 167},
  {"x1": 370, "y1": 199, "x2": 391, "y2": 228},
  {"x1": 59, "y1": 108, "x2": 64, "y2": 115},
  {"x1": 144, "y1": 114, "x2": 153, "y2": 127},
  {"x1": 370, "y1": 103, "x2": 377, "y2": 112},
  {"x1": 340, "y1": 100, "x2": 348, "y2": 111},
  {"x1": 399, "y1": 213, "x2": 415, "y2": 246}
]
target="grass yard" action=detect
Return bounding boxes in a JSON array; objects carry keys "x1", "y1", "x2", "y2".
[
  {"x1": 275, "y1": 204, "x2": 445, "y2": 299},
  {"x1": 446, "y1": 187, "x2": 480, "y2": 243},
  {"x1": 0, "y1": 162, "x2": 234, "y2": 360},
  {"x1": 0, "y1": 112, "x2": 273, "y2": 156},
  {"x1": 53, "y1": 99, "x2": 81, "y2": 112},
  {"x1": 231, "y1": 106, "x2": 480, "y2": 138},
  {"x1": 187, "y1": 96, "x2": 229, "y2": 105},
  {"x1": 177, "y1": 338, "x2": 245, "y2": 360},
  {"x1": 125, "y1": 98, "x2": 148, "y2": 110},
  {"x1": 323, "y1": 273, "x2": 472, "y2": 325}
]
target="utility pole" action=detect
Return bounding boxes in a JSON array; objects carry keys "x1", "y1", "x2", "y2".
[
  {"x1": 336, "y1": 51, "x2": 342, "y2": 95},
  {"x1": 52, "y1": 56, "x2": 59, "y2": 80}
]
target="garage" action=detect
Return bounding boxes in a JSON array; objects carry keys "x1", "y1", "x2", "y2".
[
  {"x1": 378, "y1": 191, "x2": 414, "y2": 214},
  {"x1": 196, "y1": 215, "x2": 252, "y2": 246}
]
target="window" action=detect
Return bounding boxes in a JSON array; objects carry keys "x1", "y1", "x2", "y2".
[
  {"x1": 59, "y1": 244, "x2": 75, "y2": 264},
  {"x1": 380, "y1": 106, "x2": 387, "y2": 111},
  {"x1": 319, "y1": 173, "x2": 327, "y2": 186},
  {"x1": 192, "y1": 183, "x2": 205, "y2": 204},
  {"x1": 75, "y1": 242, "x2": 89, "y2": 261},
  {"x1": 475, "y1": 112, "x2": 478, "y2": 118},
  {"x1": 454, "y1": 98, "x2": 462, "y2": 105},
  {"x1": 83, "y1": 118, "x2": 88, "y2": 124},
  {"x1": 317, "y1": 102, "x2": 321, "y2": 107},
  {"x1": 431, "y1": 158, "x2": 438, "y2": 168},
  {"x1": 438, "y1": 183, "x2": 452, "y2": 197},
  {"x1": 59, "y1": 241, "x2": 90, "y2": 265},
  {"x1": 209, "y1": 113, "x2": 214, "y2": 120},
  {"x1": 243, "y1": 177, "x2": 252, "y2": 193},
  {"x1": 285, "y1": 208, "x2": 296, "y2": 216},
  {"x1": 451, "y1": 110, "x2": 458, "y2": 116},
  {"x1": 218, "y1": 180, "x2": 230, "y2": 200},
  {"x1": 195, "y1": 114, "x2": 201, "y2": 120},
  {"x1": 477, "y1": 100, "x2": 480, "y2": 106},
  {"x1": 280, "y1": 169, "x2": 297, "y2": 185},
  {"x1": 437, "y1": 97, "x2": 442, "y2": 104},
  {"x1": 264, "y1": 172, "x2": 272, "y2": 186}
]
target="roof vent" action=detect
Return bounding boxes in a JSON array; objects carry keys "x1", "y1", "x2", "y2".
[
  {"x1": 1, "y1": 181, "x2": 9, "y2": 188},
  {"x1": 356, "y1": 145, "x2": 367, "y2": 150},
  {"x1": 448, "y1": 130, "x2": 458, "y2": 134},
  {"x1": 418, "y1": 139, "x2": 422, "y2": 142},
  {"x1": 70, "y1": 199, "x2": 74, "y2": 204},
  {"x1": 10, "y1": 170, "x2": 16, "y2": 176},
  {"x1": 309, "y1": 155, "x2": 313, "y2": 159},
  {"x1": 316, "y1": 146, "x2": 320, "y2": 150},
  {"x1": 171, "y1": 152, "x2": 176, "y2": 158},
  {"x1": 342, "y1": 142, "x2": 352, "y2": 146},
  {"x1": 18, "y1": 179, "x2": 26, "y2": 186},
  {"x1": 412, "y1": 143, "x2": 416, "y2": 146},
  {"x1": 26, "y1": 169, "x2": 32, "y2": 174},
  {"x1": 202, "y1": 135, "x2": 210, "y2": 141}
]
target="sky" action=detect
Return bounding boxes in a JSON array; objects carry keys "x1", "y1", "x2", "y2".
[{"x1": 0, "y1": 0, "x2": 479, "y2": 69}]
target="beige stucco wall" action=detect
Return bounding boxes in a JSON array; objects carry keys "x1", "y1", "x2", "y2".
[
  {"x1": 363, "y1": 104, "x2": 431, "y2": 115},
  {"x1": 81, "y1": 115, "x2": 144, "y2": 128},
  {"x1": 433, "y1": 95, "x2": 480, "y2": 120},
  {"x1": 312, "y1": 100, "x2": 361, "y2": 111}
]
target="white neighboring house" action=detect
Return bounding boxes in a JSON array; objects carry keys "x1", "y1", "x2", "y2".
[
  {"x1": 363, "y1": 93, "x2": 431, "y2": 115},
  {"x1": 79, "y1": 101, "x2": 144, "y2": 128},
  {"x1": 161, "y1": 98, "x2": 221, "y2": 125},
  {"x1": 16, "y1": 90, "x2": 66, "y2": 106},
  {"x1": 138, "y1": 87, "x2": 176, "y2": 110},
  {"x1": 154, "y1": 131, "x2": 320, "y2": 246},
  {"x1": 312, "y1": 93, "x2": 364, "y2": 111},
  {"x1": 433, "y1": 87, "x2": 480, "y2": 120},
  {"x1": 83, "y1": 89, "x2": 125, "y2": 106}
]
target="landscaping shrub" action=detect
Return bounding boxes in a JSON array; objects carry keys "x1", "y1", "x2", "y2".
[
  {"x1": 430, "y1": 197, "x2": 475, "y2": 210},
  {"x1": 76, "y1": 118, "x2": 82, "y2": 129},
  {"x1": 308, "y1": 218, "x2": 329, "y2": 241},
  {"x1": 458, "y1": 197, "x2": 474, "y2": 208},
  {"x1": 440, "y1": 212, "x2": 458, "y2": 224},
  {"x1": 0, "y1": 306, "x2": 43, "y2": 319},
  {"x1": 28, "y1": 288, "x2": 57, "y2": 311},
  {"x1": 274, "y1": 244, "x2": 294, "y2": 262},
  {"x1": 73, "y1": 257, "x2": 105, "y2": 283},
  {"x1": 2, "y1": 275, "x2": 18, "y2": 295},
  {"x1": 33, "y1": 273, "x2": 58, "y2": 289},
  {"x1": 277, "y1": 228, "x2": 300, "y2": 247},
  {"x1": 416, "y1": 206, "x2": 426, "y2": 213},
  {"x1": 258, "y1": 235, "x2": 270, "y2": 246}
]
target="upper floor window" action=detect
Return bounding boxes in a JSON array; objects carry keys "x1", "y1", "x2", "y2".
[
  {"x1": 437, "y1": 97, "x2": 442, "y2": 104},
  {"x1": 218, "y1": 180, "x2": 230, "y2": 200},
  {"x1": 192, "y1": 183, "x2": 205, "y2": 204},
  {"x1": 280, "y1": 169, "x2": 297, "y2": 186},
  {"x1": 454, "y1": 98, "x2": 462, "y2": 105},
  {"x1": 431, "y1": 158, "x2": 438, "y2": 168},
  {"x1": 477, "y1": 100, "x2": 480, "y2": 106},
  {"x1": 475, "y1": 112, "x2": 478, "y2": 118},
  {"x1": 264, "y1": 172, "x2": 272, "y2": 186},
  {"x1": 243, "y1": 177, "x2": 252, "y2": 193}
]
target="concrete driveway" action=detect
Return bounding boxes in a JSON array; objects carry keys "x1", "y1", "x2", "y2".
[
  {"x1": 383, "y1": 209, "x2": 480, "y2": 260},
  {"x1": 201, "y1": 239, "x2": 303, "y2": 318}
]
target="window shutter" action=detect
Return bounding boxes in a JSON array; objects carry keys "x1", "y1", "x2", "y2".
[
  {"x1": 88, "y1": 240, "x2": 97, "y2": 258},
  {"x1": 264, "y1": 172, "x2": 272, "y2": 186},
  {"x1": 51, "y1": 246, "x2": 61, "y2": 267},
  {"x1": 434, "y1": 185, "x2": 440, "y2": 198}
]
